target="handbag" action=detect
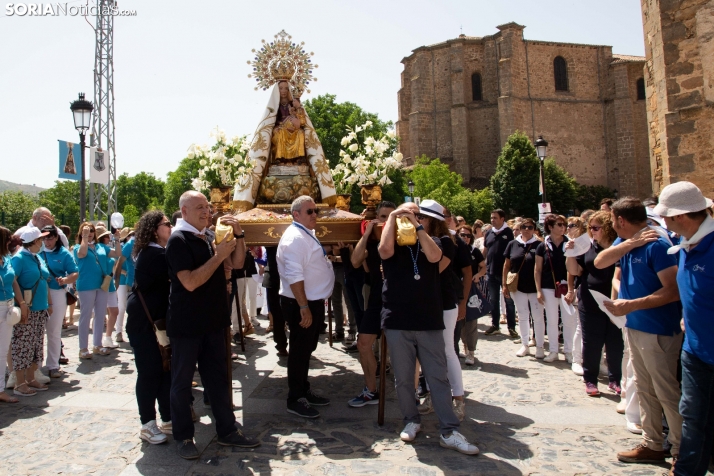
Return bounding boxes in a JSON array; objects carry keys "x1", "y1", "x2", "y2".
[
  {"x1": 465, "y1": 281, "x2": 493, "y2": 321},
  {"x1": 89, "y1": 247, "x2": 113, "y2": 292},
  {"x1": 506, "y1": 243, "x2": 534, "y2": 293},
  {"x1": 545, "y1": 242, "x2": 569, "y2": 298},
  {"x1": 43, "y1": 251, "x2": 78, "y2": 305},
  {"x1": 6, "y1": 305, "x2": 21, "y2": 326},
  {"x1": 135, "y1": 288, "x2": 172, "y2": 372}
]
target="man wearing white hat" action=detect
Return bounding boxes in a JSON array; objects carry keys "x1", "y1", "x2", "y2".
[{"x1": 654, "y1": 181, "x2": 714, "y2": 476}]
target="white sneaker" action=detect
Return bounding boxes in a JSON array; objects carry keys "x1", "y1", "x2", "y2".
[
  {"x1": 34, "y1": 369, "x2": 51, "y2": 384},
  {"x1": 440, "y1": 430, "x2": 479, "y2": 455},
  {"x1": 400, "y1": 422, "x2": 421, "y2": 442},
  {"x1": 543, "y1": 352, "x2": 558, "y2": 363},
  {"x1": 6, "y1": 371, "x2": 16, "y2": 389},
  {"x1": 626, "y1": 421, "x2": 643, "y2": 434},
  {"x1": 516, "y1": 345, "x2": 530, "y2": 357},
  {"x1": 528, "y1": 338, "x2": 536, "y2": 347},
  {"x1": 453, "y1": 399, "x2": 465, "y2": 422},
  {"x1": 159, "y1": 420, "x2": 172, "y2": 435},
  {"x1": 140, "y1": 420, "x2": 168, "y2": 445},
  {"x1": 535, "y1": 347, "x2": 545, "y2": 359},
  {"x1": 464, "y1": 351, "x2": 475, "y2": 366},
  {"x1": 417, "y1": 394, "x2": 434, "y2": 415},
  {"x1": 571, "y1": 362, "x2": 584, "y2": 376},
  {"x1": 565, "y1": 352, "x2": 573, "y2": 364},
  {"x1": 102, "y1": 336, "x2": 119, "y2": 349}
]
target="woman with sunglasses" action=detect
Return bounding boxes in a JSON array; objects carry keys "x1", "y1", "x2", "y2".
[
  {"x1": 74, "y1": 222, "x2": 120, "y2": 359},
  {"x1": 534, "y1": 214, "x2": 571, "y2": 363},
  {"x1": 565, "y1": 211, "x2": 623, "y2": 396},
  {"x1": 415, "y1": 200, "x2": 466, "y2": 420},
  {"x1": 41, "y1": 225, "x2": 78, "y2": 378},
  {"x1": 96, "y1": 226, "x2": 122, "y2": 350},
  {"x1": 565, "y1": 216, "x2": 587, "y2": 375},
  {"x1": 456, "y1": 225, "x2": 486, "y2": 365},
  {"x1": 126, "y1": 211, "x2": 173, "y2": 444},
  {"x1": 503, "y1": 218, "x2": 544, "y2": 358}
]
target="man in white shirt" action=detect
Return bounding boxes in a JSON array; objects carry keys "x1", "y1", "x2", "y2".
[
  {"x1": 277, "y1": 195, "x2": 335, "y2": 418},
  {"x1": 29, "y1": 207, "x2": 69, "y2": 248}
]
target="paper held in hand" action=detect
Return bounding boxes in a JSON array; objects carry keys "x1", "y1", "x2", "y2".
[
  {"x1": 589, "y1": 290, "x2": 626, "y2": 329},
  {"x1": 564, "y1": 234, "x2": 592, "y2": 257},
  {"x1": 560, "y1": 296, "x2": 576, "y2": 316}
]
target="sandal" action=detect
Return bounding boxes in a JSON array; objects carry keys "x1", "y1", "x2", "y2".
[
  {"x1": 27, "y1": 380, "x2": 48, "y2": 391},
  {"x1": 79, "y1": 349, "x2": 93, "y2": 360},
  {"x1": 62, "y1": 321, "x2": 68, "y2": 329},
  {"x1": 13, "y1": 383, "x2": 37, "y2": 397},
  {"x1": 0, "y1": 392, "x2": 19, "y2": 403},
  {"x1": 93, "y1": 346, "x2": 110, "y2": 356},
  {"x1": 243, "y1": 326, "x2": 255, "y2": 336}
]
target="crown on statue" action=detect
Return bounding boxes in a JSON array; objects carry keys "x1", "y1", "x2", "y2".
[{"x1": 247, "y1": 30, "x2": 318, "y2": 98}]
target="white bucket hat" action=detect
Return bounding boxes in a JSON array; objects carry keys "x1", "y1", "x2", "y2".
[
  {"x1": 419, "y1": 199, "x2": 445, "y2": 221},
  {"x1": 653, "y1": 181, "x2": 713, "y2": 217}
]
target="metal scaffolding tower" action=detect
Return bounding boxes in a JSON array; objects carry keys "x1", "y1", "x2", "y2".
[{"x1": 90, "y1": 0, "x2": 117, "y2": 220}]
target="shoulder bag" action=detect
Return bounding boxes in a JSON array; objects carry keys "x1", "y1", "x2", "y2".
[
  {"x1": 545, "y1": 242, "x2": 569, "y2": 298},
  {"x1": 43, "y1": 251, "x2": 78, "y2": 306},
  {"x1": 506, "y1": 243, "x2": 534, "y2": 294},
  {"x1": 135, "y1": 287, "x2": 172, "y2": 372},
  {"x1": 89, "y1": 246, "x2": 113, "y2": 292}
]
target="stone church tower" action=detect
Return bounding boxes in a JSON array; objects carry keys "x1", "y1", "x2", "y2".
[{"x1": 397, "y1": 23, "x2": 652, "y2": 198}]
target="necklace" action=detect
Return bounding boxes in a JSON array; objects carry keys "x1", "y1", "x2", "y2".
[{"x1": 407, "y1": 241, "x2": 421, "y2": 280}]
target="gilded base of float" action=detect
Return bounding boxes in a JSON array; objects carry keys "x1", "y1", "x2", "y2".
[{"x1": 235, "y1": 205, "x2": 363, "y2": 246}]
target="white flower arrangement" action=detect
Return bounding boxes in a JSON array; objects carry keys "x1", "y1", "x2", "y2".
[
  {"x1": 188, "y1": 127, "x2": 254, "y2": 193},
  {"x1": 332, "y1": 122, "x2": 403, "y2": 194}
]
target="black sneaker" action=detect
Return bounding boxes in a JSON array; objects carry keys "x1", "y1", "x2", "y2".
[
  {"x1": 287, "y1": 398, "x2": 320, "y2": 418},
  {"x1": 217, "y1": 430, "x2": 261, "y2": 448},
  {"x1": 177, "y1": 439, "x2": 200, "y2": 460},
  {"x1": 306, "y1": 390, "x2": 330, "y2": 406},
  {"x1": 343, "y1": 342, "x2": 359, "y2": 353},
  {"x1": 508, "y1": 328, "x2": 519, "y2": 338},
  {"x1": 277, "y1": 348, "x2": 289, "y2": 357},
  {"x1": 332, "y1": 332, "x2": 344, "y2": 341},
  {"x1": 484, "y1": 325, "x2": 500, "y2": 335}
]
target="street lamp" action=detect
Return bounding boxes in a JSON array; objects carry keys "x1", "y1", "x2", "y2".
[
  {"x1": 407, "y1": 179, "x2": 415, "y2": 201},
  {"x1": 534, "y1": 135, "x2": 548, "y2": 204},
  {"x1": 70, "y1": 93, "x2": 94, "y2": 223}
]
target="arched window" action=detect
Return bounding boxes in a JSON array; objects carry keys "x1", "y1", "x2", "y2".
[
  {"x1": 554, "y1": 56, "x2": 568, "y2": 91},
  {"x1": 471, "y1": 73, "x2": 483, "y2": 101},
  {"x1": 636, "y1": 78, "x2": 646, "y2": 100}
]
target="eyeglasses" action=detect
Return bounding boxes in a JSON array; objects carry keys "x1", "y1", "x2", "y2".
[
  {"x1": 520, "y1": 225, "x2": 535, "y2": 230},
  {"x1": 415, "y1": 213, "x2": 427, "y2": 220},
  {"x1": 566, "y1": 224, "x2": 578, "y2": 229},
  {"x1": 305, "y1": 208, "x2": 319, "y2": 215},
  {"x1": 158, "y1": 222, "x2": 172, "y2": 228},
  {"x1": 459, "y1": 233, "x2": 473, "y2": 238},
  {"x1": 554, "y1": 222, "x2": 566, "y2": 227},
  {"x1": 589, "y1": 225, "x2": 602, "y2": 232}
]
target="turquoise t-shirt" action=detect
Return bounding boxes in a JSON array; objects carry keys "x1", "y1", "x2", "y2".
[
  {"x1": 12, "y1": 250, "x2": 50, "y2": 311},
  {"x1": 0, "y1": 254, "x2": 16, "y2": 301},
  {"x1": 73, "y1": 244, "x2": 108, "y2": 292},
  {"x1": 100, "y1": 244, "x2": 117, "y2": 293},
  {"x1": 42, "y1": 247, "x2": 78, "y2": 290},
  {"x1": 121, "y1": 238, "x2": 135, "y2": 287}
]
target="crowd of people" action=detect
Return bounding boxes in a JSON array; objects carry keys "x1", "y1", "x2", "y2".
[{"x1": 0, "y1": 182, "x2": 712, "y2": 474}]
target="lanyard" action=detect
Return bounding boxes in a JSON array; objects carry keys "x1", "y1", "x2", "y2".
[{"x1": 292, "y1": 222, "x2": 326, "y2": 257}]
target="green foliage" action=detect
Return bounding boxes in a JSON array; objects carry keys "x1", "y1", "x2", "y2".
[
  {"x1": 575, "y1": 184, "x2": 616, "y2": 213},
  {"x1": 116, "y1": 172, "x2": 165, "y2": 216},
  {"x1": 490, "y1": 131, "x2": 540, "y2": 218},
  {"x1": 122, "y1": 204, "x2": 141, "y2": 227},
  {"x1": 303, "y1": 94, "x2": 393, "y2": 168},
  {"x1": 164, "y1": 157, "x2": 202, "y2": 214},
  {"x1": 0, "y1": 191, "x2": 38, "y2": 232},
  {"x1": 38, "y1": 180, "x2": 84, "y2": 229},
  {"x1": 543, "y1": 159, "x2": 577, "y2": 215}
]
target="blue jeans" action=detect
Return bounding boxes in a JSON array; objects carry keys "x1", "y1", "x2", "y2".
[
  {"x1": 676, "y1": 350, "x2": 714, "y2": 475},
  {"x1": 488, "y1": 276, "x2": 515, "y2": 329}
]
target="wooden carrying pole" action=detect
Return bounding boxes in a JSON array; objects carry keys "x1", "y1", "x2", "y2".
[
  {"x1": 327, "y1": 299, "x2": 333, "y2": 347},
  {"x1": 234, "y1": 288, "x2": 246, "y2": 352},
  {"x1": 377, "y1": 334, "x2": 388, "y2": 426},
  {"x1": 226, "y1": 327, "x2": 233, "y2": 408}
]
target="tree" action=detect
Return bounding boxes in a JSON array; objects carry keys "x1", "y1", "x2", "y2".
[
  {"x1": 164, "y1": 157, "x2": 201, "y2": 213},
  {"x1": 0, "y1": 191, "x2": 38, "y2": 232},
  {"x1": 122, "y1": 204, "x2": 141, "y2": 227},
  {"x1": 303, "y1": 94, "x2": 393, "y2": 168},
  {"x1": 490, "y1": 131, "x2": 541, "y2": 218},
  {"x1": 543, "y1": 159, "x2": 577, "y2": 215},
  {"x1": 38, "y1": 180, "x2": 84, "y2": 230},
  {"x1": 115, "y1": 172, "x2": 165, "y2": 215},
  {"x1": 575, "y1": 184, "x2": 616, "y2": 213}
]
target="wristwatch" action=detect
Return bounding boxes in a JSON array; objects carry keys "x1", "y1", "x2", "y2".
[
  {"x1": 234, "y1": 232, "x2": 245, "y2": 239},
  {"x1": 415, "y1": 224, "x2": 425, "y2": 232}
]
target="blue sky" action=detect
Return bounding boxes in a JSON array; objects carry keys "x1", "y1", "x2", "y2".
[{"x1": 0, "y1": 0, "x2": 645, "y2": 188}]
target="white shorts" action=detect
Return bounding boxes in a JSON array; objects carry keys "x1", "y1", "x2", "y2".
[{"x1": 107, "y1": 291, "x2": 118, "y2": 308}]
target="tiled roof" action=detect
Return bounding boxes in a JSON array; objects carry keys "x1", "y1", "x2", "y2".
[{"x1": 611, "y1": 54, "x2": 646, "y2": 64}]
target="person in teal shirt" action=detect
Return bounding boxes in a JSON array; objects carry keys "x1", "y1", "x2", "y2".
[
  {"x1": 97, "y1": 227, "x2": 121, "y2": 349},
  {"x1": 41, "y1": 226, "x2": 78, "y2": 377},
  {"x1": 11, "y1": 226, "x2": 51, "y2": 396},
  {"x1": 114, "y1": 231, "x2": 135, "y2": 343}
]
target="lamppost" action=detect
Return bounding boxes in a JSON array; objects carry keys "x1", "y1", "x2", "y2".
[
  {"x1": 70, "y1": 93, "x2": 94, "y2": 223},
  {"x1": 408, "y1": 179, "x2": 415, "y2": 202},
  {"x1": 534, "y1": 135, "x2": 548, "y2": 205}
]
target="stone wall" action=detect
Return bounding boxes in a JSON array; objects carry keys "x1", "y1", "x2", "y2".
[
  {"x1": 397, "y1": 22, "x2": 654, "y2": 198},
  {"x1": 641, "y1": 0, "x2": 714, "y2": 197}
]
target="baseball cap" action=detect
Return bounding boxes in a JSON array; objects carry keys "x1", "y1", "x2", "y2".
[{"x1": 19, "y1": 226, "x2": 49, "y2": 244}]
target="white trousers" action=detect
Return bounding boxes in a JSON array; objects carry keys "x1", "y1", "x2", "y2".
[
  {"x1": 46, "y1": 288, "x2": 67, "y2": 370},
  {"x1": 512, "y1": 291, "x2": 544, "y2": 348},
  {"x1": 622, "y1": 330, "x2": 641, "y2": 424},
  {"x1": 572, "y1": 314, "x2": 583, "y2": 364},
  {"x1": 541, "y1": 289, "x2": 577, "y2": 354},
  {"x1": 442, "y1": 308, "x2": 464, "y2": 397},
  {"x1": 116, "y1": 284, "x2": 129, "y2": 334},
  {"x1": 0, "y1": 300, "x2": 14, "y2": 379}
]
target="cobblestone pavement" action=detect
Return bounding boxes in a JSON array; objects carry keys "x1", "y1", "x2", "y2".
[{"x1": 0, "y1": 312, "x2": 704, "y2": 476}]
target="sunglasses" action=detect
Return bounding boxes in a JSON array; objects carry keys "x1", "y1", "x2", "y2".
[
  {"x1": 459, "y1": 233, "x2": 473, "y2": 238},
  {"x1": 158, "y1": 222, "x2": 172, "y2": 228},
  {"x1": 520, "y1": 225, "x2": 535, "y2": 230},
  {"x1": 444, "y1": 215, "x2": 452, "y2": 219},
  {"x1": 554, "y1": 222, "x2": 566, "y2": 227},
  {"x1": 415, "y1": 213, "x2": 427, "y2": 220},
  {"x1": 566, "y1": 224, "x2": 579, "y2": 229},
  {"x1": 305, "y1": 208, "x2": 319, "y2": 215},
  {"x1": 589, "y1": 225, "x2": 602, "y2": 231}
]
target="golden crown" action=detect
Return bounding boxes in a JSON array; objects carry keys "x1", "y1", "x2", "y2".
[{"x1": 247, "y1": 30, "x2": 317, "y2": 97}]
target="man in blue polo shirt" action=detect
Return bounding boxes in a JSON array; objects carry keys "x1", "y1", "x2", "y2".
[
  {"x1": 655, "y1": 181, "x2": 714, "y2": 476},
  {"x1": 593, "y1": 197, "x2": 682, "y2": 468}
]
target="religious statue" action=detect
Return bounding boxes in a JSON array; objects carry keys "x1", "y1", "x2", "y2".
[
  {"x1": 63, "y1": 141, "x2": 76, "y2": 175},
  {"x1": 233, "y1": 31, "x2": 337, "y2": 211}
]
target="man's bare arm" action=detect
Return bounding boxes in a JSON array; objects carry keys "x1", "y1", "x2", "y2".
[{"x1": 176, "y1": 239, "x2": 236, "y2": 292}]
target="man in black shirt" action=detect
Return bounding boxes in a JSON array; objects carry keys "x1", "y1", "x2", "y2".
[
  {"x1": 483, "y1": 209, "x2": 517, "y2": 337},
  {"x1": 166, "y1": 191, "x2": 259, "y2": 459}
]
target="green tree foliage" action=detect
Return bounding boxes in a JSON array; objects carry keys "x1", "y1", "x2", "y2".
[
  {"x1": 122, "y1": 204, "x2": 141, "y2": 227},
  {"x1": 490, "y1": 131, "x2": 540, "y2": 218},
  {"x1": 38, "y1": 180, "x2": 84, "y2": 229},
  {"x1": 575, "y1": 184, "x2": 616, "y2": 213},
  {"x1": 0, "y1": 191, "x2": 38, "y2": 232},
  {"x1": 303, "y1": 94, "x2": 393, "y2": 168},
  {"x1": 115, "y1": 172, "x2": 165, "y2": 215},
  {"x1": 543, "y1": 159, "x2": 577, "y2": 215},
  {"x1": 164, "y1": 157, "x2": 201, "y2": 214}
]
